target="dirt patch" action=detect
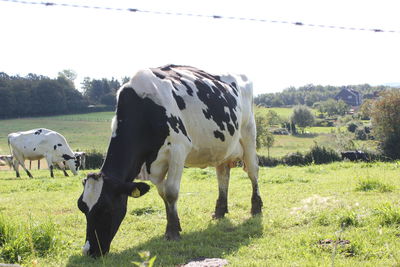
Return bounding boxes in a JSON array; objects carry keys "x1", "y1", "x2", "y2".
[
  {"x1": 179, "y1": 258, "x2": 229, "y2": 267},
  {"x1": 317, "y1": 239, "x2": 350, "y2": 247}
]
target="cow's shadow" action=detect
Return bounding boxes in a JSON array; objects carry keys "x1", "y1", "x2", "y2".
[{"x1": 66, "y1": 215, "x2": 263, "y2": 266}]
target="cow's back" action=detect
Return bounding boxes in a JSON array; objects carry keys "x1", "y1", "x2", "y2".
[{"x1": 128, "y1": 65, "x2": 254, "y2": 168}]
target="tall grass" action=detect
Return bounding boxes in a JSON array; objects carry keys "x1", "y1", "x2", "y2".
[{"x1": 0, "y1": 216, "x2": 58, "y2": 264}]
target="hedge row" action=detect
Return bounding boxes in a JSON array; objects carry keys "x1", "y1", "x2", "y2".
[{"x1": 83, "y1": 145, "x2": 385, "y2": 170}]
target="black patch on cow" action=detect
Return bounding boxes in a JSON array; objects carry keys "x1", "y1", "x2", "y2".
[
  {"x1": 167, "y1": 115, "x2": 191, "y2": 142},
  {"x1": 54, "y1": 145, "x2": 57, "y2": 150},
  {"x1": 150, "y1": 65, "x2": 195, "y2": 97},
  {"x1": 58, "y1": 143, "x2": 62, "y2": 146},
  {"x1": 62, "y1": 154, "x2": 74, "y2": 160},
  {"x1": 214, "y1": 130, "x2": 225, "y2": 141},
  {"x1": 33, "y1": 148, "x2": 36, "y2": 151},
  {"x1": 34, "y1": 129, "x2": 43, "y2": 135},
  {"x1": 172, "y1": 91, "x2": 186, "y2": 110},
  {"x1": 194, "y1": 79, "x2": 238, "y2": 133},
  {"x1": 101, "y1": 87, "x2": 171, "y2": 179}
]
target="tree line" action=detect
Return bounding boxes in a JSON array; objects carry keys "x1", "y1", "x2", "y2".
[
  {"x1": 0, "y1": 70, "x2": 127, "y2": 119},
  {"x1": 254, "y1": 84, "x2": 390, "y2": 108}
]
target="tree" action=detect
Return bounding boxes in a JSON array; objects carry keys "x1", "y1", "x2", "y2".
[
  {"x1": 58, "y1": 69, "x2": 77, "y2": 83},
  {"x1": 358, "y1": 99, "x2": 374, "y2": 119},
  {"x1": 255, "y1": 113, "x2": 270, "y2": 149},
  {"x1": 370, "y1": 89, "x2": 400, "y2": 159},
  {"x1": 290, "y1": 105, "x2": 315, "y2": 134},
  {"x1": 265, "y1": 132, "x2": 275, "y2": 158}
]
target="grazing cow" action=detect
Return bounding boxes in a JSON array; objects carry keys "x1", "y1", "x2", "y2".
[
  {"x1": 341, "y1": 150, "x2": 368, "y2": 161},
  {"x1": 0, "y1": 155, "x2": 13, "y2": 169},
  {"x1": 8, "y1": 128, "x2": 80, "y2": 178},
  {"x1": 78, "y1": 64, "x2": 263, "y2": 257}
]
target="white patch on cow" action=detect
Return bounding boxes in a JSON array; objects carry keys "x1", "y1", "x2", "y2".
[
  {"x1": 82, "y1": 177, "x2": 104, "y2": 212},
  {"x1": 82, "y1": 241, "x2": 90, "y2": 256},
  {"x1": 111, "y1": 115, "x2": 118, "y2": 138}
]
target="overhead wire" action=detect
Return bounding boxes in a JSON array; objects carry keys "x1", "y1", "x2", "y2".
[{"x1": 1, "y1": 0, "x2": 399, "y2": 34}]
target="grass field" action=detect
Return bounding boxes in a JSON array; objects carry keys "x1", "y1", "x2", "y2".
[{"x1": 1, "y1": 162, "x2": 400, "y2": 266}]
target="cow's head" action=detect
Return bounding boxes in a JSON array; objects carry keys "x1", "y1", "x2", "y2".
[
  {"x1": 77, "y1": 173, "x2": 150, "y2": 257},
  {"x1": 63, "y1": 154, "x2": 80, "y2": 175}
]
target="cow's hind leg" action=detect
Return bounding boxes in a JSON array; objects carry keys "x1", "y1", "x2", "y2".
[
  {"x1": 12, "y1": 159, "x2": 20, "y2": 178},
  {"x1": 19, "y1": 160, "x2": 33, "y2": 178},
  {"x1": 241, "y1": 128, "x2": 263, "y2": 216},
  {"x1": 213, "y1": 164, "x2": 231, "y2": 219},
  {"x1": 156, "y1": 150, "x2": 186, "y2": 241},
  {"x1": 58, "y1": 162, "x2": 69, "y2": 177}
]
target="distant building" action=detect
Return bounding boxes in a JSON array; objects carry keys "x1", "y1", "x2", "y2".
[{"x1": 335, "y1": 88, "x2": 362, "y2": 106}]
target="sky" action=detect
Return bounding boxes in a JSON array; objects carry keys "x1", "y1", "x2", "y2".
[{"x1": 1, "y1": 0, "x2": 400, "y2": 95}]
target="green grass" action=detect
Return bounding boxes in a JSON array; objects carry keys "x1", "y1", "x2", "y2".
[{"x1": 1, "y1": 162, "x2": 400, "y2": 266}]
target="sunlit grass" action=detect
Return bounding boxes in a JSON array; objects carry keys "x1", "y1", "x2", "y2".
[{"x1": 0, "y1": 162, "x2": 399, "y2": 266}]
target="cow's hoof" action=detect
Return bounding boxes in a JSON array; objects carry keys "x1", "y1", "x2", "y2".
[
  {"x1": 251, "y1": 196, "x2": 263, "y2": 216},
  {"x1": 164, "y1": 231, "x2": 181, "y2": 241},
  {"x1": 212, "y1": 212, "x2": 226, "y2": 219}
]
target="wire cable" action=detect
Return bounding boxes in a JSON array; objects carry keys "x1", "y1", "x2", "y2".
[{"x1": 1, "y1": 0, "x2": 399, "y2": 34}]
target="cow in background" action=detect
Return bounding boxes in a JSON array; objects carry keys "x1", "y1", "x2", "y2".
[
  {"x1": 341, "y1": 150, "x2": 368, "y2": 161},
  {"x1": 8, "y1": 128, "x2": 80, "y2": 178},
  {"x1": 0, "y1": 155, "x2": 13, "y2": 169}
]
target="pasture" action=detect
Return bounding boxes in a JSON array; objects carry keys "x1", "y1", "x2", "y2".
[
  {"x1": 0, "y1": 163, "x2": 399, "y2": 266},
  {"x1": 1, "y1": 112, "x2": 398, "y2": 266}
]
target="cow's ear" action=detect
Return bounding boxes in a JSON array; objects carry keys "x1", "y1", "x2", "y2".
[{"x1": 116, "y1": 182, "x2": 150, "y2": 198}]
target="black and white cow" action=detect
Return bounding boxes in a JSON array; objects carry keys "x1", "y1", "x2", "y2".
[
  {"x1": 8, "y1": 128, "x2": 80, "y2": 178},
  {"x1": 78, "y1": 64, "x2": 263, "y2": 257}
]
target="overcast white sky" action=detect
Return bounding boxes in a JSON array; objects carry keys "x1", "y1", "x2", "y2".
[{"x1": 1, "y1": 0, "x2": 400, "y2": 95}]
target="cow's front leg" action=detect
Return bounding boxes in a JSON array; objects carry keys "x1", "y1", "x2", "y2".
[
  {"x1": 49, "y1": 165, "x2": 54, "y2": 178},
  {"x1": 156, "y1": 148, "x2": 186, "y2": 241}
]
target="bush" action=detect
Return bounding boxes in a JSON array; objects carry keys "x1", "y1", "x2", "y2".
[
  {"x1": 283, "y1": 152, "x2": 310, "y2": 166},
  {"x1": 346, "y1": 121, "x2": 361, "y2": 133},
  {"x1": 257, "y1": 155, "x2": 282, "y2": 167},
  {"x1": 85, "y1": 149, "x2": 105, "y2": 169},
  {"x1": 355, "y1": 128, "x2": 367, "y2": 140},
  {"x1": 305, "y1": 145, "x2": 341, "y2": 164},
  {"x1": 314, "y1": 119, "x2": 334, "y2": 127}
]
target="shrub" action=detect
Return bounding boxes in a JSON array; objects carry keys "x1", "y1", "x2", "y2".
[
  {"x1": 85, "y1": 149, "x2": 105, "y2": 169},
  {"x1": 354, "y1": 128, "x2": 367, "y2": 140},
  {"x1": 305, "y1": 145, "x2": 341, "y2": 164},
  {"x1": 346, "y1": 121, "x2": 360, "y2": 133},
  {"x1": 283, "y1": 152, "x2": 310, "y2": 166},
  {"x1": 257, "y1": 155, "x2": 282, "y2": 167}
]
